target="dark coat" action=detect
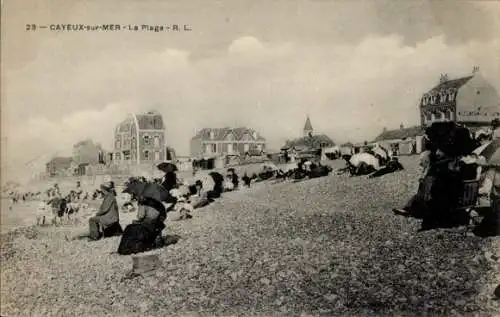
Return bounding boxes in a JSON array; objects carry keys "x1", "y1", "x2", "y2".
[
  {"x1": 94, "y1": 192, "x2": 120, "y2": 229},
  {"x1": 161, "y1": 172, "x2": 178, "y2": 192}
]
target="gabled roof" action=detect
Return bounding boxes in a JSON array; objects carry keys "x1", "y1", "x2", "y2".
[
  {"x1": 46, "y1": 157, "x2": 73, "y2": 166},
  {"x1": 425, "y1": 76, "x2": 473, "y2": 95},
  {"x1": 375, "y1": 125, "x2": 425, "y2": 141},
  {"x1": 284, "y1": 134, "x2": 335, "y2": 149},
  {"x1": 303, "y1": 116, "x2": 313, "y2": 131},
  {"x1": 135, "y1": 111, "x2": 165, "y2": 130},
  {"x1": 192, "y1": 127, "x2": 266, "y2": 141}
]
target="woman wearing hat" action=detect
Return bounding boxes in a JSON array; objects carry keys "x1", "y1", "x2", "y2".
[{"x1": 88, "y1": 181, "x2": 122, "y2": 241}]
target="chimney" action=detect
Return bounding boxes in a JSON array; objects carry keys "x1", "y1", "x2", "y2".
[
  {"x1": 400, "y1": 123, "x2": 404, "y2": 129},
  {"x1": 472, "y1": 66, "x2": 480, "y2": 74},
  {"x1": 439, "y1": 73, "x2": 448, "y2": 83}
]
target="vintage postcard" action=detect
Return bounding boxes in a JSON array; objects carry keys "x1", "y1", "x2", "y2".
[{"x1": 1, "y1": 0, "x2": 500, "y2": 316}]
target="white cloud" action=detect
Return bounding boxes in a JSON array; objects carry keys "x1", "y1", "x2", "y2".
[{"x1": 228, "y1": 36, "x2": 265, "y2": 54}]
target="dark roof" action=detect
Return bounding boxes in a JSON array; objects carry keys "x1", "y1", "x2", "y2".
[
  {"x1": 375, "y1": 126, "x2": 425, "y2": 141},
  {"x1": 426, "y1": 76, "x2": 473, "y2": 95},
  {"x1": 303, "y1": 116, "x2": 313, "y2": 131},
  {"x1": 285, "y1": 134, "x2": 335, "y2": 149},
  {"x1": 135, "y1": 111, "x2": 165, "y2": 130},
  {"x1": 46, "y1": 157, "x2": 73, "y2": 166},
  {"x1": 192, "y1": 127, "x2": 266, "y2": 141}
]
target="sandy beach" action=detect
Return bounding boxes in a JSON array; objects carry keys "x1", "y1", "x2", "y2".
[{"x1": 1, "y1": 156, "x2": 500, "y2": 316}]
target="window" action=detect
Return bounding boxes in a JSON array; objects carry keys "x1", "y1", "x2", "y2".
[
  {"x1": 244, "y1": 143, "x2": 250, "y2": 152},
  {"x1": 226, "y1": 133, "x2": 234, "y2": 141},
  {"x1": 435, "y1": 112, "x2": 442, "y2": 120},
  {"x1": 154, "y1": 136, "x2": 160, "y2": 147},
  {"x1": 123, "y1": 150, "x2": 131, "y2": 160},
  {"x1": 115, "y1": 136, "x2": 122, "y2": 149},
  {"x1": 210, "y1": 131, "x2": 215, "y2": 140},
  {"x1": 444, "y1": 111, "x2": 451, "y2": 120},
  {"x1": 144, "y1": 150, "x2": 150, "y2": 160},
  {"x1": 144, "y1": 135, "x2": 150, "y2": 145},
  {"x1": 211, "y1": 144, "x2": 217, "y2": 153},
  {"x1": 154, "y1": 151, "x2": 160, "y2": 161},
  {"x1": 115, "y1": 152, "x2": 121, "y2": 161}
]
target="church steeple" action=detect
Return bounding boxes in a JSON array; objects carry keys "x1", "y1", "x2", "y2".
[{"x1": 303, "y1": 115, "x2": 313, "y2": 137}]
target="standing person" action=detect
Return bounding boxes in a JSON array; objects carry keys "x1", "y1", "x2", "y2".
[
  {"x1": 228, "y1": 168, "x2": 239, "y2": 190},
  {"x1": 492, "y1": 119, "x2": 500, "y2": 140},
  {"x1": 36, "y1": 195, "x2": 51, "y2": 226},
  {"x1": 88, "y1": 182, "x2": 122, "y2": 241},
  {"x1": 75, "y1": 181, "x2": 83, "y2": 200}
]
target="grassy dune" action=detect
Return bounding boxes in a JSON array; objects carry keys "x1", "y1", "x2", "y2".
[{"x1": 1, "y1": 156, "x2": 499, "y2": 317}]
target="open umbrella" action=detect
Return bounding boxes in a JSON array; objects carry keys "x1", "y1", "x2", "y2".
[
  {"x1": 473, "y1": 139, "x2": 500, "y2": 166},
  {"x1": 349, "y1": 153, "x2": 380, "y2": 169},
  {"x1": 123, "y1": 181, "x2": 170, "y2": 202},
  {"x1": 157, "y1": 162, "x2": 178, "y2": 173}
]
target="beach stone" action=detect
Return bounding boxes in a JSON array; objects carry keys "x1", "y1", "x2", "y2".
[{"x1": 132, "y1": 254, "x2": 161, "y2": 275}]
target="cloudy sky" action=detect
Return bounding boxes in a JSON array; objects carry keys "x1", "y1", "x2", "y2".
[{"x1": 2, "y1": 0, "x2": 500, "y2": 183}]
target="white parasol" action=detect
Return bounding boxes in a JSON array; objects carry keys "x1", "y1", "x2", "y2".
[
  {"x1": 281, "y1": 162, "x2": 298, "y2": 172},
  {"x1": 373, "y1": 146, "x2": 389, "y2": 159},
  {"x1": 349, "y1": 153, "x2": 380, "y2": 169}
]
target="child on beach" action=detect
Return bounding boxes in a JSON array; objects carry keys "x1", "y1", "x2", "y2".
[{"x1": 36, "y1": 197, "x2": 51, "y2": 226}]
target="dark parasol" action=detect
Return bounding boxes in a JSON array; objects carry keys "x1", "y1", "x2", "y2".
[
  {"x1": 157, "y1": 162, "x2": 178, "y2": 173},
  {"x1": 425, "y1": 122, "x2": 477, "y2": 157},
  {"x1": 123, "y1": 181, "x2": 170, "y2": 203}
]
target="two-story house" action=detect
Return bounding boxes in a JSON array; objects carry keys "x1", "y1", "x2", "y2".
[
  {"x1": 45, "y1": 157, "x2": 73, "y2": 177},
  {"x1": 113, "y1": 111, "x2": 166, "y2": 164},
  {"x1": 72, "y1": 139, "x2": 104, "y2": 165},
  {"x1": 420, "y1": 67, "x2": 500, "y2": 128},
  {"x1": 190, "y1": 127, "x2": 266, "y2": 157}
]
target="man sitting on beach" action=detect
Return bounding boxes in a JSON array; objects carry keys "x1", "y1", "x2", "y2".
[{"x1": 88, "y1": 182, "x2": 122, "y2": 241}]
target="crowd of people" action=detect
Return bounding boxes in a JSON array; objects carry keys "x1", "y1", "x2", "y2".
[
  {"x1": 9, "y1": 119, "x2": 500, "y2": 254},
  {"x1": 68, "y1": 157, "x2": 333, "y2": 255},
  {"x1": 392, "y1": 120, "x2": 500, "y2": 234}
]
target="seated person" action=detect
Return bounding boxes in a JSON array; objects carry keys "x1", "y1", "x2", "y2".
[
  {"x1": 117, "y1": 197, "x2": 167, "y2": 255},
  {"x1": 169, "y1": 196, "x2": 195, "y2": 221},
  {"x1": 229, "y1": 169, "x2": 239, "y2": 189},
  {"x1": 351, "y1": 162, "x2": 376, "y2": 176},
  {"x1": 308, "y1": 163, "x2": 331, "y2": 178},
  {"x1": 369, "y1": 156, "x2": 404, "y2": 178},
  {"x1": 224, "y1": 176, "x2": 235, "y2": 192},
  {"x1": 135, "y1": 197, "x2": 167, "y2": 235},
  {"x1": 88, "y1": 182, "x2": 122, "y2": 241},
  {"x1": 393, "y1": 151, "x2": 432, "y2": 218}
]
